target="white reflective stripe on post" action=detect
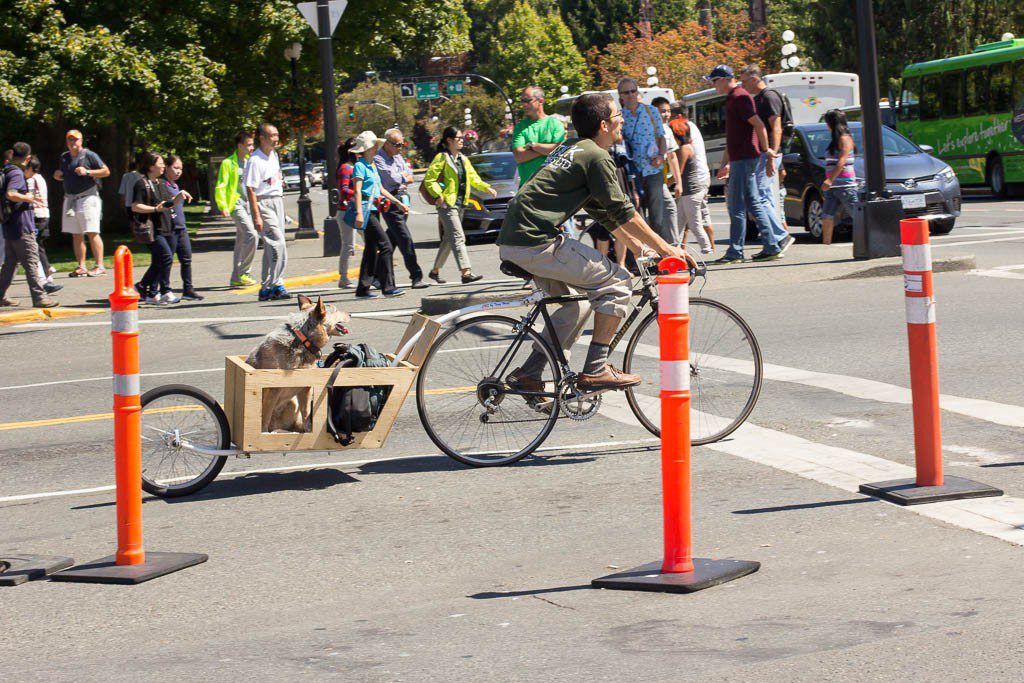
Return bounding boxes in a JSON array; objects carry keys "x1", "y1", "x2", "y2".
[
  {"x1": 660, "y1": 360, "x2": 690, "y2": 391},
  {"x1": 113, "y1": 373, "x2": 141, "y2": 397},
  {"x1": 901, "y1": 243, "x2": 932, "y2": 273},
  {"x1": 111, "y1": 310, "x2": 139, "y2": 333},
  {"x1": 659, "y1": 285, "x2": 689, "y2": 315},
  {"x1": 905, "y1": 297, "x2": 936, "y2": 325}
]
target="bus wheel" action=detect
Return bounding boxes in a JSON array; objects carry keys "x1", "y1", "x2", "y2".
[{"x1": 989, "y1": 155, "x2": 1007, "y2": 199}]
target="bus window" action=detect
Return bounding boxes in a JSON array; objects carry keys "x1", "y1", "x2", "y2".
[
  {"x1": 921, "y1": 75, "x2": 940, "y2": 119},
  {"x1": 1015, "y1": 61, "x2": 1024, "y2": 111},
  {"x1": 899, "y1": 78, "x2": 920, "y2": 119},
  {"x1": 695, "y1": 97, "x2": 725, "y2": 138},
  {"x1": 965, "y1": 67, "x2": 988, "y2": 116},
  {"x1": 940, "y1": 71, "x2": 963, "y2": 118},
  {"x1": 990, "y1": 62, "x2": 1013, "y2": 113}
]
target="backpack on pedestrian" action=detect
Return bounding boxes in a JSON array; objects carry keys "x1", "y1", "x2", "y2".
[
  {"x1": 0, "y1": 164, "x2": 12, "y2": 224},
  {"x1": 323, "y1": 342, "x2": 393, "y2": 446},
  {"x1": 764, "y1": 88, "x2": 796, "y2": 144}
]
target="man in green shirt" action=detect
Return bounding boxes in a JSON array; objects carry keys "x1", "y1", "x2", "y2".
[
  {"x1": 511, "y1": 86, "x2": 567, "y2": 184},
  {"x1": 498, "y1": 93, "x2": 688, "y2": 391}
]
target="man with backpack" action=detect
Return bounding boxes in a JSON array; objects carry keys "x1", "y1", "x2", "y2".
[
  {"x1": 740, "y1": 65, "x2": 793, "y2": 252},
  {"x1": 1, "y1": 142, "x2": 59, "y2": 308}
]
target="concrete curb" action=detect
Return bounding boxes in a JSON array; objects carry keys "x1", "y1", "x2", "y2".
[
  {"x1": 831, "y1": 254, "x2": 976, "y2": 280},
  {"x1": 0, "y1": 307, "x2": 107, "y2": 326}
]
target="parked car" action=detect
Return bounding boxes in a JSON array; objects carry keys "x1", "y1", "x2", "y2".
[
  {"x1": 282, "y1": 164, "x2": 303, "y2": 192},
  {"x1": 310, "y1": 163, "x2": 325, "y2": 187},
  {"x1": 781, "y1": 122, "x2": 961, "y2": 239},
  {"x1": 462, "y1": 152, "x2": 519, "y2": 241},
  {"x1": 819, "y1": 101, "x2": 897, "y2": 128}
]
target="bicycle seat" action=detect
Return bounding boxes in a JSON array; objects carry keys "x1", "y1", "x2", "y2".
[{"x1": 500, "y1": 260, "x2": 534, "y2": 280}]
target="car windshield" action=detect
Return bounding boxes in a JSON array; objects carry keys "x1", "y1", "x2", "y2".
[
  {"x1": 804, "y1": 126, "x2": 920, "y2": 159},
  {"x1": 470, "y1": 155, "x2": 517, "y2": 181},
  {"x1": 282, "y1": 166, "x2": 300, "y2": 176}
]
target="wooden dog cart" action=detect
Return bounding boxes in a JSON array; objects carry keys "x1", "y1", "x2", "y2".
[{"x1": 223, "y1": 313, "x2": 441, "y2": 454}]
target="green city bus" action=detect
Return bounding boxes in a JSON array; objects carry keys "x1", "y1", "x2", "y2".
[{"x1": 897, "y1": 38, "x2": 1024, "y2": 197}]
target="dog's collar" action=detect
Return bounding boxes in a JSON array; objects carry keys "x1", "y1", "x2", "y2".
[{"x1": 286, "y1": 324, "x2": 322, "y2": 359}]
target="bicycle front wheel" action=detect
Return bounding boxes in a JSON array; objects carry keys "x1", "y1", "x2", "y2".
[
  {"x1": 416, "y1": 315, "x2": 561, "y2": 467},
  {"x1": 623, "y1": 299, "x2": 762, "y2": 445}
]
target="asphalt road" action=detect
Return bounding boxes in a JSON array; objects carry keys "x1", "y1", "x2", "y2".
[{"x1": 3, "y1": 189, "x2": 1024, "y2": 681}]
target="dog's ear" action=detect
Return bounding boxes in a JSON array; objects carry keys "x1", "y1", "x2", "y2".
[
  {"x1": 297, "y1": 294, "x2": 314, "y2": 310},
  {"x1": 313, "y1": 297, "x2": 326, "y2": 321}
]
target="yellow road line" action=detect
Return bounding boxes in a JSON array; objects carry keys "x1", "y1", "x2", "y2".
[
  {"x1": 0, "y1": 405, "x2": 203, "y2": 432},
  {"x1": 1, "y1": 307, "x2": 107, "y2": 326},
  {"x1": 234, "y1": 246, "x2": 364, "y2": 295}
]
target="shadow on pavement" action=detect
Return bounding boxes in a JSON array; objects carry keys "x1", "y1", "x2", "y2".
[
  {"x1": 732, "y1": 497, "x2": 875, "y2": 515},
  {"x1": 468, "y1": 584, "x2": 592, "y2": 600},
  {"x1": 356, "y1": 453, "x2": 598, "y2": 476}
]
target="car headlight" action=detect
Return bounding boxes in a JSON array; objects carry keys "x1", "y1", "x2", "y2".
[{"x1": 934, "y1": 167, "x2": 956, "y2": 183}]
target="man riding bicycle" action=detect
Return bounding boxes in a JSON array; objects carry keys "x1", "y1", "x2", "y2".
[{"x1": 497, "y1": 92, "x2": 693, "y2": 392}]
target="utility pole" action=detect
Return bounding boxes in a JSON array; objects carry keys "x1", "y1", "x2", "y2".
[
  {"x1": 638, "y1": 0, "x2": 653, "y2": 39},
  {"x1": 317, "y1": 0, "x2": 341, "y2": 257},
  {"x1": 748, "y1": 0, "x2": 767, "y2": 31},
  {"x1": 698, "y1": 0, "x2": 713, "y2": 41},
  {"x1": 286, "y1": 45, "x2": 317, "y2": 239}
]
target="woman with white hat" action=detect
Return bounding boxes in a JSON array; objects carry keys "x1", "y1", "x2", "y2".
[{"x1": 346, "y1": 130, "x2": 407, "y2": 298}]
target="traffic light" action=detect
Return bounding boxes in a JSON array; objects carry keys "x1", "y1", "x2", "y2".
[{"x1": 347, "y1": 105, "x2": 355, "y2": 120}]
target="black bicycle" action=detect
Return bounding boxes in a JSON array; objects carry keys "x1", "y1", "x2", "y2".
[{"x1": 415, "y1": 255, "x2": 763, "y2": 467}]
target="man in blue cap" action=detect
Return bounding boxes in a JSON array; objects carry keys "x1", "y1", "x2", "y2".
[{"x1": 704, "y1": 65, "x2": 785, "y2": 263}]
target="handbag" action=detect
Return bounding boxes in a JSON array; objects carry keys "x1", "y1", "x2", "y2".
[
  {"x1": 342, "y1": 198, "x2": 373, "y2": 230},
  {"x1": 130, "y1": 179, "x2": 157, "y2": 244}
]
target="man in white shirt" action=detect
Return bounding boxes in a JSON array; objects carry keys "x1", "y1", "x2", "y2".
[{"x1": 244, "y1": 122, "x2": 289, "y2": 301}]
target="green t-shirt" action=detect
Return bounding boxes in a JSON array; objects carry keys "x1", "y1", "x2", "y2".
[
  {"x1": 498, "y1": 138, "x2": 636, "y2": 248},
  {"x1": 511, "y1": 115, "x2": 567, "y2": 183}
]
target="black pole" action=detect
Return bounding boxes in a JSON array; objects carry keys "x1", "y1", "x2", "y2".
[
  {"x1": 851, "y1": 0, "x2": 902, "y2": 259},
  {"x1": 318, "y1": 0, "x2": 341, "y2": 256},
  {"x1": 854, "y1": 0, "x2": 885, "y2": 197},
  {"x1": 293, "y1": 57, "x2": 316, "y2": 239}
]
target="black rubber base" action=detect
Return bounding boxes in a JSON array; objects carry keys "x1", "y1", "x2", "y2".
[
  {"x1": 859, "y1": 476, "x2": 1003, "y2": 506},
  {"x1": 0, "y1": 555, "x2": 74, "y2": 587},
  {"x1": 592, "y1": 558, "x2": 760, "y2": 594},
  {"x1": 50, "y1": 552, "x2": 207, "y2": 585}
]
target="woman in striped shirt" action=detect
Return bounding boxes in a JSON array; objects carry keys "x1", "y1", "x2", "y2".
[{"x1": 820, "y1": 109, "x2": 857, "y2": 246}]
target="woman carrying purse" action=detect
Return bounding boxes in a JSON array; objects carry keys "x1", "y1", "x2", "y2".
[
  {"x1": 346, "y1": 130, "x2": 407, "y2": 299},
  {"x1": 423, "y1": 127, "x2": 496, "y2": 284},
  {"x1": 132, "y1": 151, "x2": 188, "y2": 305}
]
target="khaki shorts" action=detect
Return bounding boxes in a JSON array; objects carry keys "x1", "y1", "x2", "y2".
[
  {"x1": 499, "y1": 236, "x2": 631, "y2": 318},
  {"x1": 61, "y1": 188, "x2": 102, "y2": 235}
]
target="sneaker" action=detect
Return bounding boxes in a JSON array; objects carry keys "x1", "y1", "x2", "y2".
[
  {"x1": 713, "y1": 255, "x2": 744, "y2": 265},
  {"x1": 33, "y1": 297, "x2": 59, "y2": 308},
  {"x1": 461, "y1": 273, "x2": 484, "y2": 284},
  {"x1": 778, "y1": 235, "x2": 795, "y2": 254},
  {"x1": 506, "y1": 368, "x2": 544, "y2": 394},
  {"x1": 69, "y1": 266, "x2": 88, "y2": 278},
  {"x1": 428, "y1": 271, "x2": 447, "y2": 284},
  {"x1": 338, "y1": 279, "x2": 356, "y2": 289},
  {"x1": 144, "y1": 295, "x2": 165, "y2": 305},
  {"x1": 182, "y1": 289, "x2": 205, "y2": 301},
  {"x1": 1, "y1": 297, "x2": 20, "y2": 307},
  {"x1": 87, "y1": 265, "x2": 107, "y2": 277},
  {"x1": 751, "y1": 250, "x2": 782, "y2": 262},
  {"x1": 576, "y1": 364, "x2": 642, "y2": 391},
  {"x1": 159, "y1": 291, "x2": 181, "y2": 304},
  {"x1": 258, "y1": 288, "x2": 273, "y2": 301},
  {"x1": 354, "y1": 290, "x2": 378, "y2": 299},
  {"x1": 383, "y1": 288, "x2": 405, "y2": 298},
  {"x1": 271, "y1": 286, "x2": 292, "y2": 300},
  {"x1": 44, "y1": 282, "x2": 64, "y2": 294},
  {"x1": 230, "y1": 277, "x2": 249, "y2": 288},
  {"x1": 411, "y1": 280, "x2": 429, "y2": 289},
  {"x1": 48, "y1": 266, "x2": 57, "y2": 275}
]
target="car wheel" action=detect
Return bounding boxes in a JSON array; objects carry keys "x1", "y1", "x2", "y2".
[
  {"x1": 930, "y1": 218, "x2": 955, "y2": 235},
  {"x1": 805, "y1": 192, "x2": 824, "y2": 241},
  {"x1": 989, "y1": 155, "x2": 1007, "y2": 199}
]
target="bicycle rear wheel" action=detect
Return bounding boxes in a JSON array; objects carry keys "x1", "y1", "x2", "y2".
[
  {"x1": 622, "y1": 299, "x2": 762, "y2": 444},
  {"x1": 416, "y1": 315, "x2": 561, "y2": 467}
]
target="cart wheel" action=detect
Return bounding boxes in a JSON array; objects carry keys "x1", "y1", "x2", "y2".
[{"x1": 140, "y1": 384, "x2": 230, "y2": 498}]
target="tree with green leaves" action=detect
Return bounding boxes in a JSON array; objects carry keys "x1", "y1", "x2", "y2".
[{"x1": 486, "y1": 0, "x2": 590, "y2": 95}]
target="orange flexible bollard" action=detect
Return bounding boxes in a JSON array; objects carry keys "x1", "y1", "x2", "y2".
[
  {"x1": 51, "y1": 246, "x2": 208, "y2": 584},
  {"x1": 859, "y1": 219, "x2": 1001, "y2": 505},
  {"x1": 592, "y1": 257, "x2": 758, "y2": 594},
  {"x1": 657, "y1": 259, "x2": 693, "y2": 573},
  {"x1": 109, "y1": 247, "x2": 144, "y2": 565}
]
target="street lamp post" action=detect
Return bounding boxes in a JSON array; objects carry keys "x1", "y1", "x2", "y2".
[{"x1": 284, "y1": 42, "x2": 317, "y2": 239}]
